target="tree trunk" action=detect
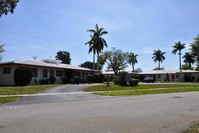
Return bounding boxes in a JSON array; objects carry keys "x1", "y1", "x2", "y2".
[
  {"x1": 179, "y1": 53, "x2": 182, "y2": 69},
  {"x1": 158, "y1": 61, "x2": 160, "y2": 70},
  {"x1": 189, "y1": 63, "x2": 191, "y2": 69},
  {"x1": 93, "y1": 53, "x2": 95, "y2": 70},
  {"x1": 97, "y1": 53, "x2": 99, "y2": 71},
  {"x1": 132, "y1": 64, "x2": 134, "y2": 72}
]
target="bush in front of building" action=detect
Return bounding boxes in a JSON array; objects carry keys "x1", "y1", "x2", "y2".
[
  {"x1": 93, "y1": 73, "x2": 104, "y2": 83},
  {"x1": 49, "y1": 76, "x2": 56, "y2": 84},
  {"x1": 87, "y1": 75, "x2": 94, "y2": 83},
  {"x1": 183, "y1": 75, "x2": 195, "y2": 82},
  {"x1": 118, "y1": 71, "x2": 128, "y2": 86},
  {"x1": 113, "y1": 77, "x2": 119, "y2": 85},
  {"x1": 14, "y1": 68, "x2": 32, "y2": 86},
  {"x1": 128, "y1": 79, "x2": 139, "y2": 87}
]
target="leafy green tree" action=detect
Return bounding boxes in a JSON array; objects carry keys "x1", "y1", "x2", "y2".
[
  {"x1": 152, "y1": 49, "x2": 166, "y2": 70},
  {"x1": 128, "y1": 52, "x2": 138, "y2": 72},
  {"x1": 172, "y1": 41, "x2": 186, "y2": 69},
  {"x1": 0, "y1": 44, "x2": 5, "y2": 61},
  {"x1": 190, "y1": 35, "x2": 199, "y2": 63},
  {"x1": 181, "y1": 64, "x2": 194, "y2": 70},
  {"x1": 0, "y1": 0, "x2": 19, "y2": 17},
  {"x1": 55, "y1": 51, "x2": 71, "y2": 64},
  {"x1": 100, "y1": 47, "x2": 129, "y2": 75},
  {"x1": 79, "y1": 61, "x2": 102, "y2": 70},
  {"x1": 85, "y1": 24, "x2": 108, "y2": 70},
  {"x1": 182, "y1": 52, "x2": 195, "y2": 69}
]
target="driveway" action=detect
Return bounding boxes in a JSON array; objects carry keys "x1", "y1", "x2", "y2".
[{"x1": 7, "y1": 84, "x2": 104, "y2": 105}]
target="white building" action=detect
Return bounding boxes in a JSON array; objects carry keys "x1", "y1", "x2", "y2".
[
  {"x1": 0, "y1": 59, "x2": 96, "y2": 85},
  {"x1": 139, "y1": 69, "x2": 199, "y2": 82}
]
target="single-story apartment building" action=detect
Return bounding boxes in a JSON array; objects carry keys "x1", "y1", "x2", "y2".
[
  {"x1": 102, "y1": 69, "x2": 199, "y2": 82},
  {"x1": 0, "y1": 59, "x2": 96, "y2": 85},
  {"x1": 139, "y1": 69, "x2": 199, "y2": 82}
]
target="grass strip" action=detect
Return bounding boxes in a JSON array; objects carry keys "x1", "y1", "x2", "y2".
[
  {"x1": 84, "y1": 83, "x2": 199, "y2": 92},
  {"x1": 0, "y1": 96, "x2": 22, "y2": 104},
  {"x1": 0, "y1": 84, "x2": 61, "y2": 104},
  {"x1": 0, "y1": 84, "x2": 61, "y2": 95},
  {"x1": 94, "y1": 87, "x2": 199, "y2": 96}
]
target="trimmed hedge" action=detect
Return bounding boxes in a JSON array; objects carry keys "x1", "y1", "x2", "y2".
[
  {"x1": 14, "y1": 68, "x2": 32, "y2": 86},
  {"x1": 128, "y1": 79, "x2": 139, "y2": 87}
]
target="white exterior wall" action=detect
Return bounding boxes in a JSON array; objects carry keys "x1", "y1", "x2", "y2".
[
  {"x1": 28, "y1": 67, "x2": 64, "y2": 85},
  {"x1": 0, "y1": 65, "x2": 65, "y2": 85},
  {"x1": 0, "y1": 65, "x2": 17, "y2": 85}
]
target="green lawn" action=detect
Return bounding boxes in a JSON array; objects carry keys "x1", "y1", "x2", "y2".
[
  {"x1": 0, "y1": 84, "x2": 61, "y2": 104},
  {"x1": 182, "y1": 123, "x2": 199, "y2": 133},
  {"x1": 0, "y1": 84, "x2": 61, "y2": 95},
  {"x1": 84, "y1": 83, "x2": 199, "y2": 96}
]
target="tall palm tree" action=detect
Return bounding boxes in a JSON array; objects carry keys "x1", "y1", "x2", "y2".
[
  {"x1": 128, "y1": 52, "x2": 138, "y2": 72},
  {"x1": 183, "y1": 52, "x2": 195, "y2": 69},
  {"x1": 85, "y1": 24, "x2": 108, "y2": 70},
  {"x1": 0, "y1": 44, "x2": 5, "y2": 61},
  {"x1": 172, "y1": 41, "x2": 185, "y2": 69},
  {"x1": 152, "y1": 49, "x2": 166, "y2": 70}
]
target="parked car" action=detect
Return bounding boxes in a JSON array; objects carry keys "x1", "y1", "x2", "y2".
[{"x1": 142, "y1": 77, "x2": 154, "y2": 83}]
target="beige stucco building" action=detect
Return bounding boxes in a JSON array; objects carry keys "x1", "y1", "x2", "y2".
[{"x1": 0, "y1": 59, "x2": 96, "y2": 85}]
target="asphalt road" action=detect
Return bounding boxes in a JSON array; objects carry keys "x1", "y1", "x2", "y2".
[
  {"x1": 7, "y1": 84, "x2": 103, "y2": 105},
  {"x1": 1, "y1": 85, "x2": 199, "y2": 133}
]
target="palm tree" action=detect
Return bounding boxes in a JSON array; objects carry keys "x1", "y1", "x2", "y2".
[
  {"x1": 128, "y1": 52, "x2": 138, "y2": 72},
  {"x1": 172, "y1": 41, "x2": 185, "y2": 69},
  {"x1": 152, "y1": 49, "x2": 166, "y2": 70},
  {"x1": 0, "y1": 44, "x2": 5, "y2": 61},
  {"x1": 183, "y1": 52, "x2": 195, "y2": 69},
  {"x1": 85, "y1": 24, "x2": 108, "y2": 70}
]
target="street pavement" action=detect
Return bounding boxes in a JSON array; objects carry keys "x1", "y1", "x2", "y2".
[{"x1": 1, "y1": 84, "x2": 199, "y2": 133}]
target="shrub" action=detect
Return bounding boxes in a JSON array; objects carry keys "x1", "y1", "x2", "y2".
[
  {"x1": 87, "y1": 75, "x2": 94, "y2": 83},
  {"x1": 94, "y1": 73, "x2": 100, "y2": 83},
  {"x1": 74, "y1": 77, "x2": 80, "y2": 84},
  {"x1": 70, "y1": 79, "x2": 75, "y2": 84},
  {"x1": 49, "y1": 76, "x2": 56, "y2": 84},
  {"x1": 61, "y1": 77, "x2": 66, "y2": 84},
  {"x1": 118, "y1": 71, "x2": 128, "y2": 86},
  {"x1": 128, "y1": 79, "x2": 139, "y2": 87},
  {"x1": 113, "y1": 78, "x2": 119, "y2": 85},
  {"x1": 14, "y1": 68, "x2": 32, "y2": 86},
  {"x1": 98, "y1": 73, "x2": 105, "y2": 83},
  {"x1": 184, "y1": 75, "x2": 195, "y2": 82},
  {"x1": 80, "y1": 77, "x2": 88, "y2": 84}
]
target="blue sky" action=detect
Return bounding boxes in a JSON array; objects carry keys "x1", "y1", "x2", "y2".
[{"x1": 0, "y1": 0, "x2": 199, "y2": 71}]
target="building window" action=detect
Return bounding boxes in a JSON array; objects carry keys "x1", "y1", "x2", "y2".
[
  {"x1": 43, "y1": 69, "x2": 48, "y2": 78},
  {"x1": 3, "y1": 67, "x2": 11, "y2": 74},
  {"x1": 56, "y1": 70, "x2": 63, "y2": 77},
  {"x1": 158, "y1": 75, "x2": 161, "y2": 78},
  {"x1": 32, "y1": 68, "x2": 38, "y2": 78}
]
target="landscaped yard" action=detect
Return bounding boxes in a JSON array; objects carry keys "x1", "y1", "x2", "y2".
[
  {"x1": 84, "y1": 83, "x2": 199, "y2": 96},
  {"x1": 0, "y1": 84, "x2": 61, "y2": 104}
]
